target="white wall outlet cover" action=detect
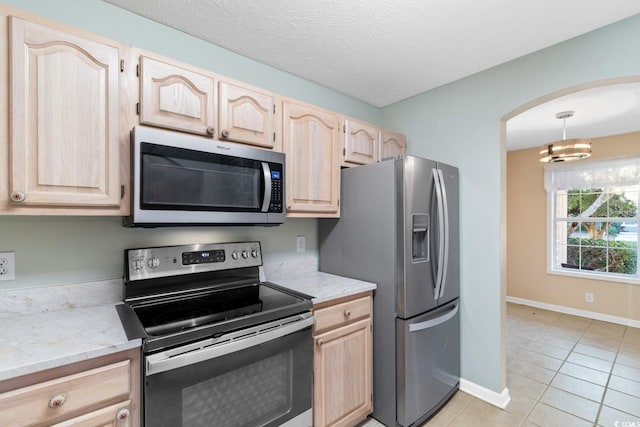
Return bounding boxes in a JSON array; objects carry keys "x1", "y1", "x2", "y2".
[
  {"x1": 0, "y1": 252, "x2": 16, "y2": 281},
  {"x1": 585, "y1": 292, "x2": 594, "y2": 303},
  {"x1": 296, "y1": 236, "x2": 306, "y2": 253}
]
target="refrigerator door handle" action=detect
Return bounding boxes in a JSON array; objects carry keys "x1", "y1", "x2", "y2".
[
  {"x1": 408, "y1": 303, "x2": 459, "y2": 332},
  {"x1": 437, "y1": 168, "x2": 450, "y2": 299},
  {"x1": 432, "y1": 169, "x2": 445, "y2": 300}
]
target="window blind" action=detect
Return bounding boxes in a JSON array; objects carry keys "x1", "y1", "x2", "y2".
[{"x1": 544, "y1": 156, "x2": 640, "y2": 192}]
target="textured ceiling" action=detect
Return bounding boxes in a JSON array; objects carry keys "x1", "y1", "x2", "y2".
[{"x1": 102, "y1": 0, "x2": 640, "y2": 149}]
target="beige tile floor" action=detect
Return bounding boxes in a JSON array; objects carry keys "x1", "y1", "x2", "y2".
[{"x1": 360, "y1": 302, "x2": 640, "y2": 427}]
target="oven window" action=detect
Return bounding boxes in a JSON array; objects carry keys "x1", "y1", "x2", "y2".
[
  {"x1": 182, "y1": 351, "x2": 292, "y2": 427},
  {"x1": 144, "y1": 326, "x2": 312, "y2": 427},
  {"x1": 141, "y1": 143, "x2": 262, "y2": 211}
]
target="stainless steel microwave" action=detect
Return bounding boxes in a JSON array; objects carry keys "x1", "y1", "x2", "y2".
[{"x1": 124, "y1": 126, "x2": 285, "y2": 227}]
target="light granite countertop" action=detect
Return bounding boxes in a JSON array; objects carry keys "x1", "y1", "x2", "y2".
[
  {"x1": 0, "y1": 279, "x2": 140, "y2": 382},
  {"x1": 273, "y1": 271, "x2": 376, "y2": 304},
  {"x1": 0, "y1": 304, "x2": 141, "y2": 382},
  {"x1": 261, "y1": 255, "x2": 377, "y2": 304},
  {"x1": 0, "y1": 259, "x2": 375, "y2": 383}
]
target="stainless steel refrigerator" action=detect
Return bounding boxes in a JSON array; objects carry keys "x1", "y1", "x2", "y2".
[{"x1": 319, "y1": 155, "x2": 460, "y2": 427}]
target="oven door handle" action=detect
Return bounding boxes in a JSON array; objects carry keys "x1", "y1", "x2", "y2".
[{"x1": 146, "y1": 314, "x2": 314, "y2": 376}]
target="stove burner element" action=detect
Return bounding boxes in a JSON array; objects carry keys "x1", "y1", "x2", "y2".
[
  {"x1": 153, "y1": 307, "x2": 213, "y2": 325},
  {"x1": 134, "y1": 285, "x2": 266, "y2": 336}
]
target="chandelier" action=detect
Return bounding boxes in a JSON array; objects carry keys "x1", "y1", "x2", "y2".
[{"x1": 539, "y1": 111, "x2": 592, "y2": 163}]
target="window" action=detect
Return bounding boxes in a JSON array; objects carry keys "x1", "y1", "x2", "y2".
[{"x1": 545, "y1": 157, "x2": 640, "y2": 283}]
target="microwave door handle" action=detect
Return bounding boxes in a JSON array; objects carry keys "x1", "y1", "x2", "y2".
[{"x1": 261, "y1": 162, "x2": 272, "y2": 212}]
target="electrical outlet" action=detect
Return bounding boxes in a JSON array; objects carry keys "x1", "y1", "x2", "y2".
[
  {"x1": 296, "y1": 236, "x2": 306, "y2": 253},
  {"x1": 585, "y1": 292, "x2": 594, "y2": 303},
  {"x1": 0, "y1": 252, "x2": 15, "y2": 281}
]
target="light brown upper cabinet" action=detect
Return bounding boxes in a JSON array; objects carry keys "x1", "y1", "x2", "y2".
[
  {"x1": 218, "y1": 81, "x2": 278, "y2": 150},
  {"x1": 6, "y1": 15, "x2": 129, "y2": 213},
  {"x1": 282, "y1": 99, "x2": 340, "y2": 217},
  {"x1": 138, "y1": 54, "x2": 217, "y2": 137},
  {"x1": 343, "y1": 119, "x2": 379, "y2": 166},
  {"x1": 379, "y1": 128, "x2": 407, "y2": 160}
]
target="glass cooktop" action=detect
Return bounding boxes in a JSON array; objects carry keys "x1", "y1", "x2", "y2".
[{"x1": 133, "y1": 283, "x2": 306, "y2": 336}]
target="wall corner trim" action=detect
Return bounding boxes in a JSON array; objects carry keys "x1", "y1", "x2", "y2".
[
  {"x1": 506, "y1": 296, "x2": 640, "y2": 328},
  {"x1": 459, "y1": 378, "x2": 511, "y2": 409}
]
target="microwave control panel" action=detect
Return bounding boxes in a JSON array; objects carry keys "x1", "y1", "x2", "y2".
[{"x1": 268, "y1": 167, "x2": 283, "y2": 213}]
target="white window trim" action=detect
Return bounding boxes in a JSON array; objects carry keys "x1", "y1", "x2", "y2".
[
  {"x1": 545, "y1": 157, "x2": 640, "y2": 284},
  {"x1": 546, "y1": 191, "x2": 640, "y2": 285}
]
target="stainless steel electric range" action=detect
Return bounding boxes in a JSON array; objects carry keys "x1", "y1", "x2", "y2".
[{"x1": 116, "y1": 241, "x2": 314, "y2": 427}]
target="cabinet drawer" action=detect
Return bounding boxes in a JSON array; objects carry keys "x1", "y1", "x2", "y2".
[
  {"x1": 0, "y1": 360, "x2": 131, "y2": 426},
  {"x1": 51, "y1": 400, "x2": 132, "y2": 427},
  {"x1": 314, "y1": 296, "x2": 371, "y2": 333}
]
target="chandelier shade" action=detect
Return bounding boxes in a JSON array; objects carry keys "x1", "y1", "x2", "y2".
[
  {"x1": 539, "y1": 139, "x2": 592, "y2": 163},
  {"x1": 539, "y1": 111, "x2": 591, "y2": 163}
]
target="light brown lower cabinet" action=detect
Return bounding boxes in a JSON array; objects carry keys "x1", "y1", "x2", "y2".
[
  {"x1": 0, "y1": 348, "x2": 140, "y2": 427},
  {"x1": 313, "y1": 293, "x2": 373, "y2": 427}
]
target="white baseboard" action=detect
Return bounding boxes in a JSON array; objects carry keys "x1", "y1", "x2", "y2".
[
  {"x1": 506, "y1": 296, "x2": 640, "y2": 328},
  {"x1": 459, "y1": 378, "x2": 511, "y2": 409}
]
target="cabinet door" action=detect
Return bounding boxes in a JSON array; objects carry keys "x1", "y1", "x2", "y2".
[
  {"x1": 379, "y1": 128, "x2": 407, "y2": 160},
  {"x1": 314, "y1": 318, "x2": 373, "y2": 427},
  {"x1": 282, "y1": 100, "x2": 340, "y2": 216},
  {"x1": 139, "y1": 55, "x2": 216, "y2": 136},
  {"x1": 9, "y1": 16, "x2": 122, "y2": 207},
  {"x1": 50, "y1": 401, "x2": 132, "y2": 427},
  {"x1": 219, "y1": 81, "x2": 276, "y2": 149},
  {"x1": 344, "y1": 119, "x2": 379, "y2": 165}
]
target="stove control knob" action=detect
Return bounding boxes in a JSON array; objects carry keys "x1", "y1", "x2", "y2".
[
  {"x1": 251, "y1": 249, "x2": 259, "y2": 258},
  {"x1": 241, "y1": 250, "x2": 249, "y2": 259},
  {"x1": 231, "y1": 251, "x2": 239, "y2": 260},
  {"x1": 132, "y1": 258, "x2": 143, "y2": 270},
  {"x1": 147, "y1": 257, "x2": 160, "y2": 269}
]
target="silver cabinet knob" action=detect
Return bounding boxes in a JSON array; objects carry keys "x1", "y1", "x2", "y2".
[
  {"x1": 10, "y1": 191, "x2": 25, "y2": 202},
  {"x1": 221, "y1": 129, "x2": 230, "y2": 138},
  {"x1": 316, "y1": 338, "x2": 324, "y2": 346},
  {"x1": 206, "y1": 126, "x2": 215, "y2": 136},
  {"x1": 48, "y1": 393, "x2": 66, "y2": 409},
  {"x1": 116, "y1": 408, "x2": 130, "y2": 420}
]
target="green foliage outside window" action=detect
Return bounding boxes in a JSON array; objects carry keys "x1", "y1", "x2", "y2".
[
  {"x1": 566, "y1": 189, "x2": 637, "y2": 239},
  {"x1": 566, "y1": 237, "x2": 637, "y2": 274}
]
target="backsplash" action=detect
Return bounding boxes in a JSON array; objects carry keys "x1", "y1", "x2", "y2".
[
  {"x1": 0, "y1": 255, "x2": 321, "y2": 319},
  {"x1": 261, "y1": 255, "x2": 319, "y2": 282}
]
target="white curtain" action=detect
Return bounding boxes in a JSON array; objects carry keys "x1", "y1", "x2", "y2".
[{"x1": 544, "y1": 156, "x2": 640, "y2": 192}]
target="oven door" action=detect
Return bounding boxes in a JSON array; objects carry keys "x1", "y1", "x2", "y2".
[
  {"x1": 143, "y1": 315, "x2": 313, "y2": 427},
  {"x1": 127, "y1": 126, "x2": 285, "y2": 226}
]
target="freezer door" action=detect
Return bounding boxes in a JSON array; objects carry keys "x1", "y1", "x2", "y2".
[
  {"x1": 396, "y1": 300, "x2": 460, "y2": 427},
  {"x1": 398, "y1": 156, "x2": 439, "y2": 318}
]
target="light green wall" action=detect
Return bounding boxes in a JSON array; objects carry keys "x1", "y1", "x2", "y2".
[
  {"x1": 382, "y1": 13, "x2": 640, "y2": 392},
  {"x1": 0, "y1": 0, "x2": 381, "y2": 291},
  {"x1": 0, "y1": 216, "x2": 317, "y2": 289}
]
